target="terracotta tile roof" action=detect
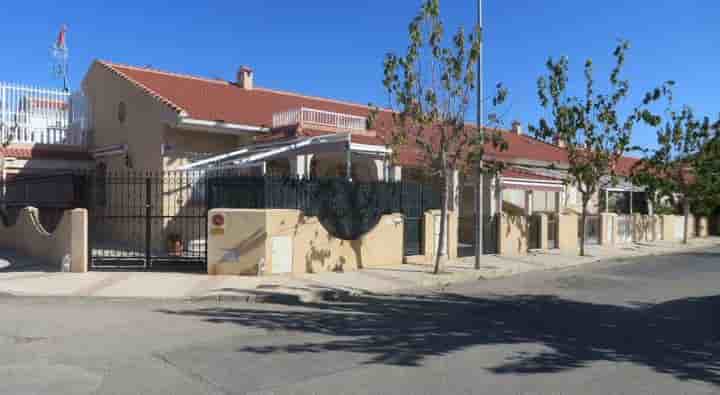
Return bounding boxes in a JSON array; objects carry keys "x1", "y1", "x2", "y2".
[
  {"x1": 614, "y1": 156, "x2": 641, "y2": 177},
  {"x1": 2, "y1": 146, "x2": 92, "y2": 161},
  {"x1": 97, "y1": 61, "x2": 571, "y2": 167}
]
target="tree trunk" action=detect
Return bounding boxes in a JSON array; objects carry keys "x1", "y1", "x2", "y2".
[
  {"x1": 579, "y1": 197, "x2": 589, "y2": 257},
  {"x1": 434, "y1": 168, "x2": 450, "y2": 275},
  {"x1": 683, "y1": 198, "x2": 690, "y2": 245}
]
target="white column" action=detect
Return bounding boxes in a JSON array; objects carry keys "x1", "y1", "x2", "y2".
[
  {"x1": 373, "y1": 159, "x2": 386, "y2": 181},
  {"x1": 291, "y1": 155, "x2": 310, "y2": 178},
  {"x1": 526, "y1": 190, "x2": 534, "y2": 216},
  {"x1": 451, "y1": 169, "x2": 460, "y2": 211},
  {"x1": 391, "y1": 165, "x2": 402, "y2": 182},
  {"x1": 494, "y1": 176, "x2": 503, "y2": 215},
  {"x1": 629, "y1": 190, "x2": 634, "y2": 215},
  {"x1": 605, "y1": 189, "x2": 610, "y2": 213}
]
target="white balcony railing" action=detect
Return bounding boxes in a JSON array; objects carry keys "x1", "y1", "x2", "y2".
[
  {"x1": 0, "y1": 82, "x2": 88, "y2": 147},
  {"x1": 272, "y1": 107, "x2": 367, "y2": 132}
]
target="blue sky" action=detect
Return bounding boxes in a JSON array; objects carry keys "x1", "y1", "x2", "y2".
[{"x1": 2, "y1": 0, "x2": 718, "y2": 150}]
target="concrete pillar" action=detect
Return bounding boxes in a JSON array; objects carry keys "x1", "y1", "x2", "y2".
[
  {"x1": 525, "y1": 190, "x2": 534, "y2": 216},
  {"x1": 537, "y1": 213, "x2": 549, "y2": 250},
  {"x1": 290, "y1": 155, "x2": 312, "y2": 178},
  {"x1": 70, "y1": 209, "x2": 88, "y2": 273},
  {"x1": 661, "y1": 215, "x2": 675, "y2": 241},
  {"x1": 605, "y1": 189, "x2": 610, "y2": 213},
  {"x1": 558, "y1": 214, "x2": 579, "y2": 254},
  {"x1": 600, "y1": 213, "x2": 616, "y2": 246},
  {"x1": 451, "y1": 169, "x2": 460, "y2": 212},
  {"x1": 391, "y1": 165, "x2": 402, "y2": 182}
]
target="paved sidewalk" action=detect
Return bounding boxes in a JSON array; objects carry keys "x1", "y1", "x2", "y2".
[{"x1": 0, "y1": 237, "x2": 718, "y2": 302}]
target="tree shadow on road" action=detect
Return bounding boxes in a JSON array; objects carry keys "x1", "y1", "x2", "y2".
[{"x1": 159, "y1": 291, "x2": 720, "y2": 385}]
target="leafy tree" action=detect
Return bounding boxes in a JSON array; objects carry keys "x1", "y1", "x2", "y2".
[
  {"x1": 381, "y1": 0, "x2": 507, "y2": 274},
  {"x1": 634, "y1": 106, "x2": 720, "y2": 243},
  {"x1": 529, "y1": 41, "x2": 671, "y2": 256}
]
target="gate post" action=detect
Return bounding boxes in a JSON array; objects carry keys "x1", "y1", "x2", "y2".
[
  {"x1": 537, "y1": 213, "x2": 549, "y2": 250},
  {"x1": 145, "y1": 176, "x2": 152, "y2": 270}
]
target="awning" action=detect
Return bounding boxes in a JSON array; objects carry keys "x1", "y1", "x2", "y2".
[
  {"x1": 500, "y1": 168, "x2": 564, "y2": 192},
  {"x1": 179, "y1": 132, "x2": 390, "y2": 171}
]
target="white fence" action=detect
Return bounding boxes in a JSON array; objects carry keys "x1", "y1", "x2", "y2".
[
  {"x1": 0, "y1": 82, "x2": 88, "y2": 146},
  {"x1": 272, "y1": 107, "x2": 367, "y2": 132}
]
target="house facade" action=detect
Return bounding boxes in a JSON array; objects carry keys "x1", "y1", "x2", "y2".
[{"x1": 2, "y1": 60, "x2": 686, "y2": 274}]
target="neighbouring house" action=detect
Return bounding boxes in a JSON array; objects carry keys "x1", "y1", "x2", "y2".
[{"x1": 0, "y1": 82, "x2": 92, "y2": 230}]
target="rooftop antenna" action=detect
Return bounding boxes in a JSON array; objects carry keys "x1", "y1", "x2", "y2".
[{"x1": 51, "y1": 24, "x2": 69, "y2": 92}]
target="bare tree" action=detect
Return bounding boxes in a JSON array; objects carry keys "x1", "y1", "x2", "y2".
[
  {"x1": 381, "y1": 0, "x2": 507, "y2": 274},
  {"x1": 529, "y1": 41, "x2": 671, "y2": 256},
  {"x1": 633, "y1": 105, "x2": 720, "y2": 244}
]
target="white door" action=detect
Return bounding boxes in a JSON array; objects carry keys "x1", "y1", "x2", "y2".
[{"x1": 271, "y1": 236, "x2": 293, "y2": 274}]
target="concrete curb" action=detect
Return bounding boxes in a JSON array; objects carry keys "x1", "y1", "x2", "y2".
[{"x1": 188, "y1": 288, "x2": 354, "y2": 305}]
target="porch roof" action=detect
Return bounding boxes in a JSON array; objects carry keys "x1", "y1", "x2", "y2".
[
  {"x1": 179, "y1": 132, "x2": 389, "y2": 170},
  {"x1": 500, "y1": 167, "x2": 564, "y2": 192}
]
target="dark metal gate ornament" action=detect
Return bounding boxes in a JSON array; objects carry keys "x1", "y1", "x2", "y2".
[{"x1": 314, "y1": 179, "x2": 385, "y2": 241}]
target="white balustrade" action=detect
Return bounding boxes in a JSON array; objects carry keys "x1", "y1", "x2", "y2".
[
  {"x1": 0, "y1": 82, "x2": 87, "y2": 146},
  {"x1": 272, "y1": 107, "x2": 366, "y2": 132}
]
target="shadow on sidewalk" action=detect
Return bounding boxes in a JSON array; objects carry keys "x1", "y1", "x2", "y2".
[
  {"x1": 0, "y1": 249, "x2": 58, "y2": 273},
  {"x1": 158, "y1": 289, "x2": 720, "y2": 385}
]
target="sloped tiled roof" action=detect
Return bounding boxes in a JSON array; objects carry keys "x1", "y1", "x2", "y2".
[
  {"x1": 2, "y1": 146, "x2": 92, "y2": 161},
  {"x1": 97, "y1": 60, "x2": 571, "y2": 167}
]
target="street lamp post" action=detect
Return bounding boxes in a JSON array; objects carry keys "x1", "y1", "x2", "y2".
[{"x1": 474, "y1": 0, "x2": 484, "y2": 269}]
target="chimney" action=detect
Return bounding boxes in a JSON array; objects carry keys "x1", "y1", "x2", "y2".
[
  {"x1": 511, "y1": 120, "x2": 523, "y2": 135},
  {"x1": 237, "y1": 66, "x2": 254, "y2": 90}
]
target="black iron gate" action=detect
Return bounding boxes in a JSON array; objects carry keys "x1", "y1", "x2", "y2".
[
  {"x1": 399, "y1": 182, "x2": 440, "y2": 256},
  {"x1": 401, "y1": 183, "x2": 424, "y2": 256},
  {"x1": 581, "y1": 215, "x2": 601, "y2": 245},
  {"x1": 88, "y1": 171, "x2": 207, "y2": 272}
]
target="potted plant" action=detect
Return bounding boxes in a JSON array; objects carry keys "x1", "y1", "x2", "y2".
[{"x1": 167, "y1": 232, "x2": 183, "y2": 256}]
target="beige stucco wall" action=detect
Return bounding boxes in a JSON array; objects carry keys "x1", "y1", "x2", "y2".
[
  {"x1": 83, "y1": 62, "x2": 178, "y2": 172},
  {"x1": 207, "y1": 209, "x2": 266, "y2": 275},
  {"x1": 558, "y1": 214, "x2": 579, "y2": 253},
  {"x1": 0, "y1": 207, "x2": 88, "y2": 272},
  {"x1": 421, "y1": 210, "x2": 458, "y2": 263},
  {"x1": 661, "y1": 215, "x2": 678, "y2": 241},
  {"x1": 207, "y1": 209, "x2": 404, "y2": 276},
  {"x1": 498, "y1": 214, "x2": 528, "y2": 256},
  {"x1": 633, "y1": 215, "x2": 661, "y2": 242},
  {"x1": 162, "y1": 128, "x2": 243, "y2": 170}
]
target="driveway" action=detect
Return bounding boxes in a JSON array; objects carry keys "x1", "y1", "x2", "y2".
[{"x1": 0, "y1": 247, "x2": 718, "y2": 394}]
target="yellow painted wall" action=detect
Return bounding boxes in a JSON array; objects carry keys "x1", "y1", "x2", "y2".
[
  {"x1": 162, "y1": 128, "x2": 243, "y2": 170},
  {"x1": 558, "y1": 214, "x2": 579, "y2": 254},
  {"x1": 498, "y1": 214, "x2": 529, "y2": 256},
  {"x1": 0, "y1": 208, "x2": 88, "y2": 272},
  {"x1": 698, "y1": 217, "x2": 709, "y2": 238},
  {"x1": 207, "y1": 209, "x2": 267, "y2": 275},
  {"x1": 207, "y1": 209, "x2": 404, "y2": 275},
  {"x1": 83, "y1": 62, "x2": 177, "y2": 172}
]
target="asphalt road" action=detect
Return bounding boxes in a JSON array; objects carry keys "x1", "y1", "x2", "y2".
[{"x1": 0, "y1": 247, "x2": 719, "y2": 394}]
